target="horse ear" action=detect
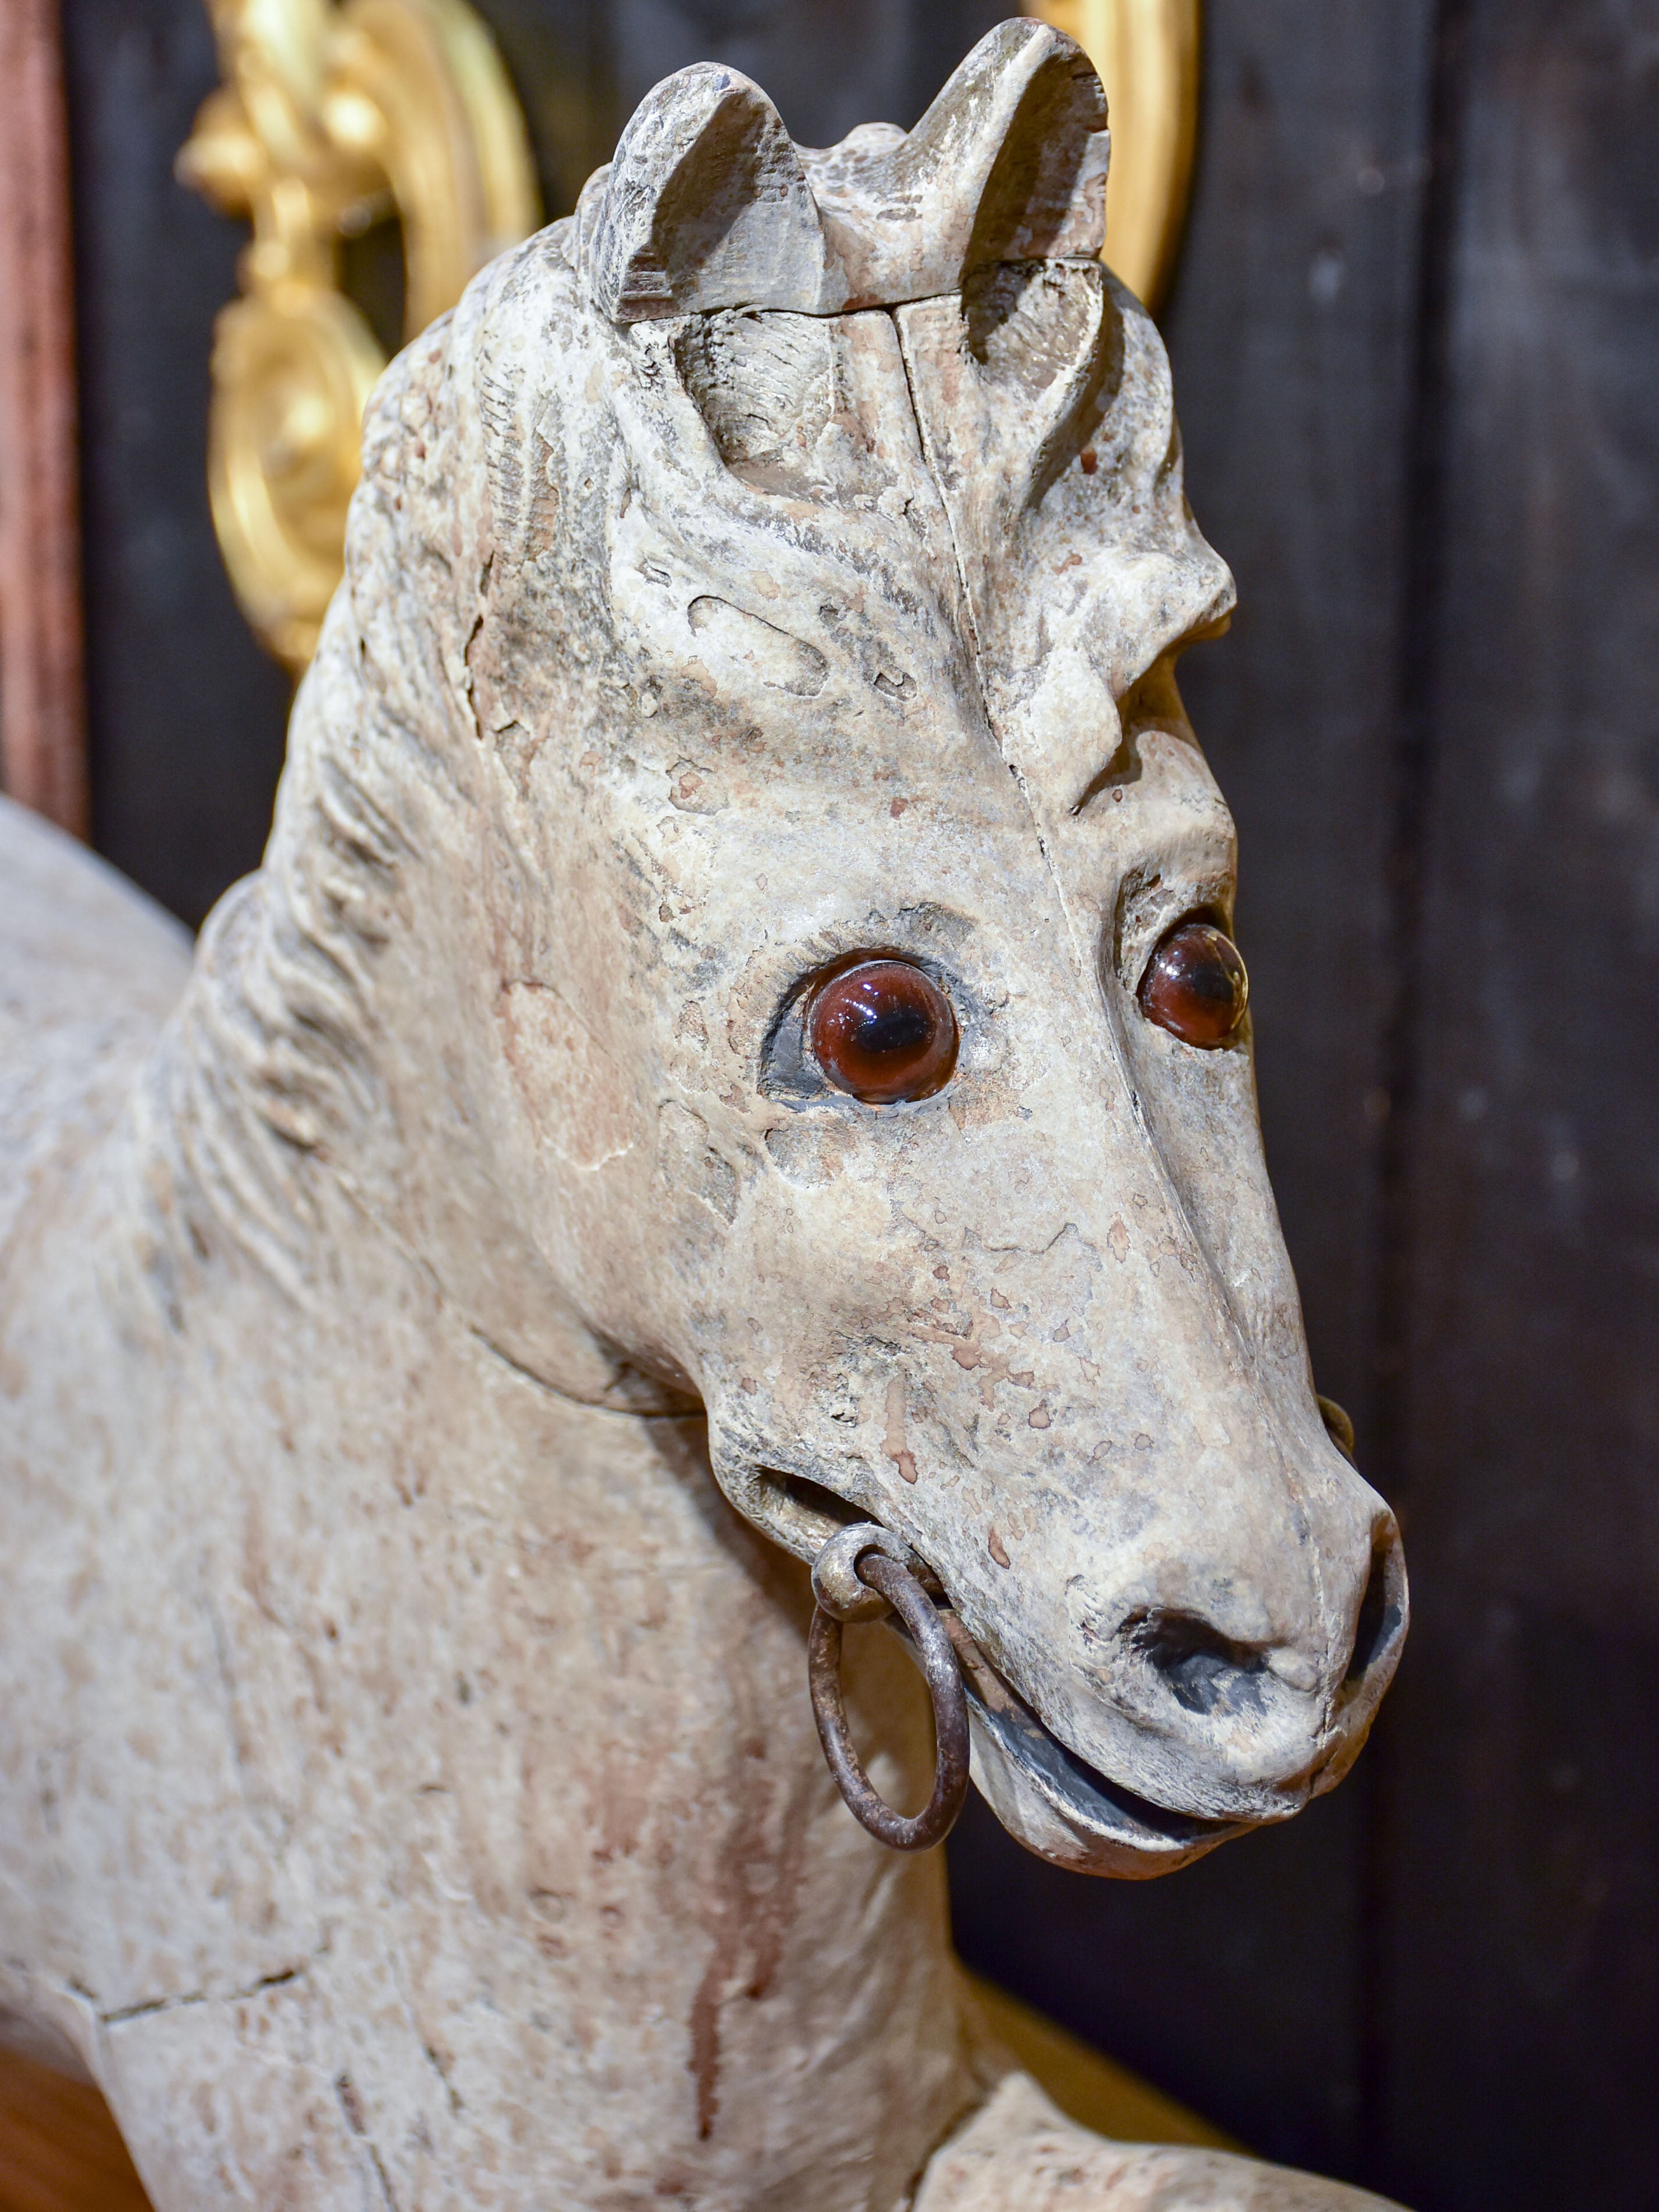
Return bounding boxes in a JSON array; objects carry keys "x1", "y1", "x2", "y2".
[
  {"x1": 802, "y1": 20, "x2": 1110, "y2": 308},
  {"x1": 577, "y1": 24, "x2": 1110, "y2": 325},
  {"x1": 579, "y1": 63, "x2": 828, "y2": 323},
  {"x1": 944, "y1": 19, "x2": 1112, "y2": 269}
]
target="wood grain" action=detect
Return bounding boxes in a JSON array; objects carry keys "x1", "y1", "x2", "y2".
[
  {"x1": 0, "y1": 0, "x2": 88, "y2": 836},
  {"x1": 0, "y1": 2052, "x2": 149, "y2": 2212},
  {"x1": 0, "y1": 1980, "x2": 1231, "y2": 2209},
  {"x1": 1376, "y1": 1, "x2": 1659, "y2": 2203}
]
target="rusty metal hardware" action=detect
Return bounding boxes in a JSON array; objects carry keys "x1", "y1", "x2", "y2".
[{"x1": 807, "y1": 1531, "x2": 970, "y2": 1852}]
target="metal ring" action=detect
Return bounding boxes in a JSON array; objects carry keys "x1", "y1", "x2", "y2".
[
  {"x1": 811, "y1": 1520, "x2": 915, "y2": 1622},
  {"x1": 807, "y1": 1548, "x2": 971, "y2": 1851}
]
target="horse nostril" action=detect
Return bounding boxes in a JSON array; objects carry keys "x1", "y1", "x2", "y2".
[
  {"x1": 1345, "y1": 1529, "x2": 1407, "y2": 1686},
  {"x1": 1132, "y1": 1611, "x2": 1268, "y2": 1718}
]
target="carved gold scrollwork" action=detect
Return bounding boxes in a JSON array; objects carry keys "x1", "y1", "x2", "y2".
[
  {"x1": 1033, "y1": 0, "x2": 1201, "y2": 311},
  {"x1": 179, "y1": 0, "x2": 540, "y2": 668}
]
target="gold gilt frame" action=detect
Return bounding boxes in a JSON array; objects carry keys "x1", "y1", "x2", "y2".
[
  {"x1": 1035, "y1": 0, "x2": 1201, "y2": 312},
  {"x1": 179, "y1": 0, "x2": 540, "y2": 667},
  {"x1": 181, "y1": 1, "x2": 1199, "y2": 671}
]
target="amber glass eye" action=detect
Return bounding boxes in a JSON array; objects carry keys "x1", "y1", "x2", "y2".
[
  {"x1": 1138, "y1": 920, "x2": 1248, "y2": 1046},
  {"x1": 807, "y1": 960, "x2": 959, "y2": 1103}
]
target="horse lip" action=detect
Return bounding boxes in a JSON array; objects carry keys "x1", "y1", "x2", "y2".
[
  {"x1": 928, "y1": 1610, "x2": 1245, "y2": 1853},
  {"x1": 880, "y1": 1593, "x2": 1241, "y2": 1855}
]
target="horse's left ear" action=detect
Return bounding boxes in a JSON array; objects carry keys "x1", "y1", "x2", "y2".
[
  {"x1": 576, "y1": 20, "x2": 1109, "y2": 325},
  {"x1": 853, "y1": 18, "x2": 1110, "y2": 279}
]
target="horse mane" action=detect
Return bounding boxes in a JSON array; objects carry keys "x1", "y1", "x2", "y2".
[{"x1": 151, "y1": 248, "x2": 534, "y2": 1291}]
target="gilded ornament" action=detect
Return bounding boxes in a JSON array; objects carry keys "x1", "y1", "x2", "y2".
[
  {"x1": 1034, "y1": 0, "x2": 1201, "y2": 308},
  {"x1": 179, "y1": 0, "x2": 539, "y2": 668}
]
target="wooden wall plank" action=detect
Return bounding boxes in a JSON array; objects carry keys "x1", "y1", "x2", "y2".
[
  {"x1": 59, "y1": 0, "x2": 294, "y2": 925},
  {"x1": 0, "y1": 0, "x2": 89, "y2": 836},
  {"x1": 1377, "y1": 2, "x2": 1659, "y2": 2204},
  {"x1": 608, "y1": 0, "x2": 1006, "y2": 151}
]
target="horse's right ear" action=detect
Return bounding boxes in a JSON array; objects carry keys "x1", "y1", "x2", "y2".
[{"x1": 577, "y1": 63, "x2": 827, "y2": 323}]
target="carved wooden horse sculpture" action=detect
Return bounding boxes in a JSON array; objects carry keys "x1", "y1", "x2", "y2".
[{"x1": 0, "y1": 23, "x2": 1407, "y2": 2207}]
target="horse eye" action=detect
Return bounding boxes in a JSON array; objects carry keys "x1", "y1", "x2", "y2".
[
  {"x1": 807, "y1": 960, "x2": 959, "y2": 1104},
  {"x1": 1138, "y1": 920, "x2": 1249, "y2": 1047}
]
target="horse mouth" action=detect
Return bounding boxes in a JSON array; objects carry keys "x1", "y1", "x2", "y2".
[
  {"x1": 910, "y1": 1605, "x2": 1244, "y2": 1871},
  {"x1": 741, "y1": 1467, "x2": 1245, "y2": 1871},
  {"x1": 932, "y1": 1610, "x2": 1244, "y2": 1869}
]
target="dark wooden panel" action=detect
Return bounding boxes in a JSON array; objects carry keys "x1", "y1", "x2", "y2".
[
  {"x1": 1377, "y1": 3, "x2": 1659, "y2": 2205},
  {"x1": 465, "y1": 0, "x2": 618, "y2": 225},
  {"x1": 1168, "y1": 0, "x2": 1436, "y2": 1454},
  {"x1": 610, "y1": 0, "x2": 1009, "y2": 151},
  {"x1": 950, "y1": 3, "x2": 1436, "y2": 2180},
  {"x1": 950, "y1": 1786, "x2": 1368, "y2": 2172},
  {"x1": 61, "y1": 0, "x2": 293, "y2": 927}
]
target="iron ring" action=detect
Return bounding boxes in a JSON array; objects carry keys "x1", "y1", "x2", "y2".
[
  {"x1": 807, "y1": 1545, "x2": 971, "y2": 1851},
  {"x1": 811, "y1": 1520, "x2": 915, "y2": 1622}
]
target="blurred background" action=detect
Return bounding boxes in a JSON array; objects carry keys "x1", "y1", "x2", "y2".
[{"x1": 2, "y1": 2, "x2": 1657, "y2": 2208}]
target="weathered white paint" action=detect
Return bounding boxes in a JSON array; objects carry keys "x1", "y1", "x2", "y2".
[{"x1": 0, "y1": 22, "x2": 1405, "y2": 2206}]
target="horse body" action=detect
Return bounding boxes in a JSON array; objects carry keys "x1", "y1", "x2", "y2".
[
  {"x1": 2, "y1": 22, "x2": 1404, "y2": 2206},
  {"x1": 0, "y1": 829, "x2": 967, "y2": 2197}
]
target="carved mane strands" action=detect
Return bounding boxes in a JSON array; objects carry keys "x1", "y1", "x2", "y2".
[{"x1": 165, "y1": 17, "x2": 1227, "y2": 1287}]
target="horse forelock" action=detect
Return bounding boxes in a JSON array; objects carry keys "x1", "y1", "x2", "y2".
[
  {"x1": 257, "y1": 169, "x2": 1206, "y2": 924},
  {"x1": 468, "y1": 243, "x2": 1213, "y2": 821}
]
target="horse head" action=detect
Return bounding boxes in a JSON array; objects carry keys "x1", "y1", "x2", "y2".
[{"x1": 264, "y1": 18, "x2": 1404, "y2": 1882}]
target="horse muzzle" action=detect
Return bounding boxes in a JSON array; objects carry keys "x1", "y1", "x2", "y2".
[{"x1": 803, "y1": 1519, "x2": 1405, "y2": 1876}]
